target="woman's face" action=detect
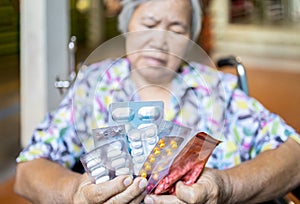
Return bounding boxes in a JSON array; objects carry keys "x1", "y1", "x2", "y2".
[{"x1": 126, "y1": 0, "x2": 192, "y2": 84}]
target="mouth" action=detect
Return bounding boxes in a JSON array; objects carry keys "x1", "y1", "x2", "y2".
[{"x1": 143, "y1": 56, "x2": 167, "y2": 67}]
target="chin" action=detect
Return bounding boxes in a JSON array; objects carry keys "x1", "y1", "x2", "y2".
[{"x1": 141, "y1": 69, "x2": 175, "y2": 85}]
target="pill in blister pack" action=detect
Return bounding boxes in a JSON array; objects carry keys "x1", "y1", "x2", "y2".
[
  {"x1": 137, "y1": 121, "x2": 192, "y2": 193},
  {"x1": 80, "y1": 147, "x2": 110, "y2": 184},
  {"x1": 153, "y1": 132, "x2": 221, "y2": 195},
  {"x1": 127, "y1": 124, "x2": 159, "y2": 174},
  {"x1": 108, "y1": 101, "x2": 164, "y2": 130},
  {"x1": 140, "y1": 136, "x2": 185, "y2": 193},
  {"x1": 108, "y1": 101, "x2": 164, "y2": 175},
  {"x1": 80, "y1": 125, "x2": 133, "y2": 184}
]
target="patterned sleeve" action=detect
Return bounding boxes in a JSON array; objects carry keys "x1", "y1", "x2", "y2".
[
  {"x1": 16, "y1": 59, "x2": 116, "y2": 168},
  {"x1": 226, "y1": 88, "x2": 300, "y2": 162},
  {"x1": 16, "y1": 86, "x2": 84, "y2": 169}
]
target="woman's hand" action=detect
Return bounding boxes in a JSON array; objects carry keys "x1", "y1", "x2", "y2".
[
  {"x1": 73, "y1": 174, "x2": 148, "y2": 204},
  {"x1": 144, "y1": 168, "x2": 232, "y2": 204},
  {"x1": 175, "y1": 168, "x2": 232, "y2": 204},
  {"x1": 145, "y1": 138, "x2": 300, "y2": 204}
]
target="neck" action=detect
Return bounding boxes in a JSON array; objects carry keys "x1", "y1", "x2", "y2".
[
  {"x1": 135, "y1": 82, "x2": 172, "y2": 110},
  {"x1": 130, "y1": 70, "x2": 174, "y2": 109}
]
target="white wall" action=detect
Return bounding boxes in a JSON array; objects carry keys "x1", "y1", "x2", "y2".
[{"x1": 20, "y1": 0, "x2": 69, "y2": 147}]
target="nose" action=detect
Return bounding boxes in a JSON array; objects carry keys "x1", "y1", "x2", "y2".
[{"x1": 149, "y1": 30, "x2": 169, "y2": 52}]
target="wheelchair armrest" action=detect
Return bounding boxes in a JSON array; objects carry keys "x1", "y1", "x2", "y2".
[{"x1": 217, "y1": 56, "x2": 249, "y2": 96}]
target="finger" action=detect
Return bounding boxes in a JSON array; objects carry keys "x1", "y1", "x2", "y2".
[
  {"x1": 144, "y1": 194, "x2": 185, "y2": 204},
  {"x1": 83, "y1": 175, "x2": 133, "y2": 203},
  {"x1": 106, "y1": 177, "x2": 148, "y2": 204},
  {"x1": 176, "y1": 181, "x2": 208, "y2": 204},
  {"x1": 72, "y1": 173, "x2": 94, "y2": 203},
  {"x1": 130, "y1": 191, "x2": 147, "y2": 204},
  {"x1": 79, "y1": 173, "x2": 93, "y2": 186}
]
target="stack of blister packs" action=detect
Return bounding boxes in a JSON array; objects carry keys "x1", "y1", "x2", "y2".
[{"x1": 80, "y1": 101, "x2": 220, "y2": 194}]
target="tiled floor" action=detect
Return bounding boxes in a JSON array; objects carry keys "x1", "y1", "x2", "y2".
[{"x1": 0, "y1": 54, "x2": 300, "y2": 203}]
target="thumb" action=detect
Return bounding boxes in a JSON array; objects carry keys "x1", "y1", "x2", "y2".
[
  {"x1": 82, "y1": 175, "x2": 133, "y2": 203},
  {"x1": 176, "y1": 181, "x2": 208, "y2": 203}
]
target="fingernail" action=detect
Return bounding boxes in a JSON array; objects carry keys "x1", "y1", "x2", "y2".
[
  {"x1": 139, "y1": 178, "x2": 147, "y2": 189},
  {"x1": 123, "y1": 176, "x2": 133, "y2": 187},
  {"x1": 144, "y1": 195, "x2": 154, "y2": 204}
]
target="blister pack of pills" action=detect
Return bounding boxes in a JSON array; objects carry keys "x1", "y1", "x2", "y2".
[
  {"x1": 108, "y1": 101, "x2": 164, "y2": 130},
  {"x1": 153, "y1": 132, "x2": 221, "y2": 194},
  {"x1": 80, "y1": 125, "x2": 133, "y2": 184},
  {"x1": 108, "y1": 101, "x2": 164, "y2": 175},
  {"x1": 138, "y1": 120, "x2": 192, "y2": 193}
]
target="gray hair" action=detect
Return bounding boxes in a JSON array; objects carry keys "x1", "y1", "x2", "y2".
[{"x1": 118, "y1": 0, "x2": 202, "y2": 41}]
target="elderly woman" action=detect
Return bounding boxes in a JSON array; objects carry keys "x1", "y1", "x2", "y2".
[{"x1": 14, "y1": 0, "x2": 300, "y2": 203}]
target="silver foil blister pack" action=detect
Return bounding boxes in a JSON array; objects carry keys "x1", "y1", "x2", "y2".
[
  {"x1": 80, "y1": 125, "x2": 133, "y2": 184},
  {"x1": 108, "y1": 101, "x2": 164, "y2": 175}
]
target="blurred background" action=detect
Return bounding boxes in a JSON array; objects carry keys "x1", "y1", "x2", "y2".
[{"x1": 0, "y1": 0, "x2": 299, "y2": 203}]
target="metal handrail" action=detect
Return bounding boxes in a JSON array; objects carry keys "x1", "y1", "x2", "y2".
[
  {"x1": 54, "y1": 36, "x2": 77, "y2": 95},
  {"x1": 217, "y1": 55, "x2": 249, "y2": 96}
]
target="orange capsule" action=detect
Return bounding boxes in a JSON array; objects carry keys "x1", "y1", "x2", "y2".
[
  {"x1": 140, "y1": 170, "x2": 147, "y2": 178},
  {"x1": 153, "y1": 147, "x2": 160, "y2": 155},
  {"x1": 153, "y1": 172, "x2": 159, "y2": 180},
  {"x1": 166, "y1": 148, "x2": 172, "y2": 155},
  {"x1": 144, "y1": 162, "x2": 151, "y2": 171},
  {"x1": 158, "y1": 139, "x2": 165, "y2": 148},
  {"x1": 149, "y1": 154, "x2": 155, "y2": 163},
  {"x1": 170, "y1": 140, "x2": 178, "y2": 149}
]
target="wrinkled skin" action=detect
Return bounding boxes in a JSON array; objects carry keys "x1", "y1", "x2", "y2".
[
  {"x1": 145, "y1": 168, "x2": 231, "y2": 204},
  {"x1": 73, "y1": 173, "x2": 147, "y2": 204}
]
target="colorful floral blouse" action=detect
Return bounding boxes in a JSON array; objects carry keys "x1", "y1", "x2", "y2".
[{"x1": 17, "y1": 58, "x2": 300, "y2": 170}]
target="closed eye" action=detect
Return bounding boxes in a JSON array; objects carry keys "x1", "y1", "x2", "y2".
[
  {"x1": 141, "y1": 16, "x2": 159, "y2": 29},
  {"x1": 169, "y1": 23, "x2": 188, "y2": 35}
]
